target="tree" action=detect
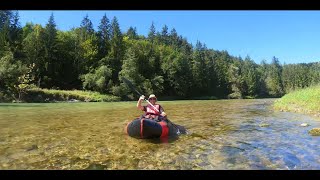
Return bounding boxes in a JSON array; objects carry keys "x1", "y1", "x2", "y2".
[
  {"x1": 161, "y1": 25, "x2": 169, "y2": 45},
  {"x1": 126, "y1": 26, "x2": 138, "y2": 39},
  {"x1": 148, "y1": 22, "x2": 156, "y2": 42},
  {"x1": 0, "y1": 11, "x2": 12, "y2": 28},
  {"x1": 77, "y1": 16, "x2": 99, "y2": 78},
  {"x1": 0, "y1": 52, "x2": 30, "y2": 101},
  {"x1": 0, "y1": 11, "x2": 23, "y2": 58},
  {"x1": 77, "y1": 27, "x2": 99, "y2": 72},
  {"x1": 9, "y1": 11, "x2": 23, "y2": 59},
  {"x1": 265, "y1": 56, "x2": 284, "y2": 97},
  {"x1": 22, "y1": 22, "x2": 34, "y2": 39},
  {"x1": 213, "y1": 50, "x2": 232, "y2": 98},
  {"x1": 108, "y1": 17, "x2": 124, "y2": 85},
  {"x1": 81, "y1": 65, "x2": 112, "y2": 93},
  {"x1": 22, "y1": 24, "x2": 46, "y2": 87},
  {"x1": 55, "y1": 30, "x2": 82, "y2": 89},
  {"x1": 14, "y1": 63, "x2": 35, "y2": 102},
  {"x1": 204, "y1": 50, "x2": 217, "y2": 96},
  {"x1": 80, "y1": 15, "x2": 94, "y2": 41},
  {"x1": 169, "y1": 28, "x2": 178, "y2": 47},
  {"x1": 119, "y1": 48, "x2": 143, "y2": 83},
  {"x1": 0, "y1": 18, "x2": 10, "y2": 56},
  {"x1": 191, "y1": 41, "x2": 207, "y2": 95},
  {"x1": 116, "y1": 48, "x2": 144, "y2": 98},
  {"x1": 310, "y1": 62, "x2": 320, "y2": 86},
  {"x1": 97, "y1": 14, "x2": 111, "y2": 59},
  {"x1": 43, "y1": 13, "x2": 59, "y2": 88},
  {"x1": 256, "y1": 59, "x2": 268, "y2": 97},
  {"x1": 228, "y1": 63, "x2": 243, "y2": 99},
  {"x1": 161, "y1": 49, "x2": 192, "y2": 97},
  {"x1": 242, "y1": 56, "x2": 258, "y2": 97}
]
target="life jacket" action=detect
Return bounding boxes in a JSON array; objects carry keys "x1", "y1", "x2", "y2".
[
  {"x1": 144, "y1": 104, "x2": 164, "y2": 121},
  {"x1": 146, "y1": 104, "x2": 161, "y2": 115}
]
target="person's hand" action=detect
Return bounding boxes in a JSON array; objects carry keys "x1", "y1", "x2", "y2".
[
  {"x1": 139, "y1": 95, "x2": 145, "y2": 101},
  {"x1": 161, "y1": 112, "x2": 167, "y2": 117}
]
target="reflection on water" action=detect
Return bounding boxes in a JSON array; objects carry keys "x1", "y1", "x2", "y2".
[{"x1": 0, "y1": 99, "x2": 320, "y2": 169}]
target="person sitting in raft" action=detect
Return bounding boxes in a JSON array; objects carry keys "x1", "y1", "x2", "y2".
[{"x1": 137, "y1": 94, "x2": 167, "y2": 121}]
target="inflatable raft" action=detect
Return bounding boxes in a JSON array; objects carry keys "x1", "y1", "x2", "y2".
[{"x1": 125, "y1": 118, "x2": 186, "y2": 139}]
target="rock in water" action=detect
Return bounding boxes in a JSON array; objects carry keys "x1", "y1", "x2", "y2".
[
  {"x1": 309, "y1": 128, "x2": 320, "y2": 136},
  {"x1": 26, "y1": 144, "x2": 38, "y2": 151},
  {"x1": 300, "y1": 123, "x2": 309, "y2": 127},
  {"x1": 259, "y1": 123, "x2": 270, "y2": 127}
]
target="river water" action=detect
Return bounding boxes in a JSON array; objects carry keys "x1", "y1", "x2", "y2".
[{"x1": 0, "y1": 99, "x2": 319, "y2": 169}]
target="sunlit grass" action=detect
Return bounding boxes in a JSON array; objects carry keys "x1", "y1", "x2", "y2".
[
  {"x1": 274, "y1": 85, "x2": 320, "y2": 116},
  {"x1": 25, "y1": 88, "x2": 120, "y2": 102}
]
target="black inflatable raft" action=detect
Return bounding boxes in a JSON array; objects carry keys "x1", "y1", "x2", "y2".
[{"x1": 125, "y1": 118, "x2": 187, "y2": 139}]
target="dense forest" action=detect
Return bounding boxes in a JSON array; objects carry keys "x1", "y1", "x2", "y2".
[{"x1": 1, "y1": 11, "x2": 319, "y2": 101}]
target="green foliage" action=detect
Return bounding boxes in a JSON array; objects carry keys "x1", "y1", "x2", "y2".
[
  {"x1": 111, "y1": 83, "x2": 130, "y2": 99},
  {"x1": 265, "y1": 57, "x2": 284, "y2": 97},
  {"x1": 126, "y1": 26, "x2": 138, "y2": 40},
  {"x1": 25, "y1": 88, "x2": 120, "y2": 102},
  {"x1": 228, "y1": 64, "x2": 243, "y2": 99},
  {"x1": 13, "y1": 63, "x2": 36, "y2": 101},
  {"x1": 1, "y1": 11, "x2": 319, "y2": 102},
  {"x1": 161, "y1": 48, "x2": 191, "y2": 96},
  {"x1": 241, "y1": 56, "x2": 259, "y2": 97},
  {"x1": 148, "y1": 22, "x2": 156, "y2": 42},
  {"x1": 282, "y1": 62, "x2": 320, "y2": 93},
  {"x1": 108, "y1": 17, "x2": 125, "y2": 85},
  {"x1": 80, "y1": 15, "x2": 94, "y2": 41},
  {"x1": 0, "y1": 52, "x2": 29, "y2": 101},
  {"x1": 213, "y1": 51, "x2": 232, "y2": 98},
  {"x1": 55, "y1": 30, "x2": 82, "y2": 89},
  {"x1": 42, "y1": 13, "x2": 59, "y2": 88},
  {"x1": 81, "y1": 65, "x2": 112, "y2": 93},
  {"x1": 80, "y1": 34, "x2": 99, "y2": 69},
  {"x1": 0, "y1": 11, "x2": 23, "y2": 58},
  {"x1": 22, "y1": 24, "x2": 46, "y2": 87},
  {"x1": 97, "y1": 14, "x2": 111, "y2": 58}
]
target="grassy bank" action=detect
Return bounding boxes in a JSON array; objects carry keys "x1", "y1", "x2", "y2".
[
  {"x1": 274, "y1": 85, "x2": 320, "y2": 117},
  {"x1": 1, "y1": 88, "x2": 275, "y2": 103},
  {"x1": 21, "y1": 88, "x2": 121, "y2": 102}
]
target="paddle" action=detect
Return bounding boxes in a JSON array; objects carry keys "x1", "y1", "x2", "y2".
[{"x1": 121, "y1": 77, "x2": 184, "y2": 135}]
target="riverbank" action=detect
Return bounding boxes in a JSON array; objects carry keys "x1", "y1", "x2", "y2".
[
  {"x1": 0, "y1": 88, "x2": 121, "y2": 103},
  {"x1": 0, "y1": 88, "x2": 275, "y2": 103},
  {"x1": 274, "y1": 85, "x2": 320, "y2": 117}
]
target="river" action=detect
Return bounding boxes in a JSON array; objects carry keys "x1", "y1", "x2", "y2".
[{"x1": 0, "y1": 99, "x2": 319, "y2": 169}]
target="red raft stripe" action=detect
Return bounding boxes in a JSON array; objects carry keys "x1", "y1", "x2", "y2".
[{"x1": 159, "y1": 121, "x2": 169, "y2": 138}]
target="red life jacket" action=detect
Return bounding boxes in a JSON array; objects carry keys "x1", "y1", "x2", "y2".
[
  {"x1": 146, "y1": 104, "x2": 160, "y2": 115},
  {"x1": 144, "y1": 104, "x2": 161, "y2": 120}
]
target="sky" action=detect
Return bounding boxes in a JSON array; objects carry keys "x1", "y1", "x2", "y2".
[{"x1": 18, "y1": 10, "x2": 320, "y2": 64}]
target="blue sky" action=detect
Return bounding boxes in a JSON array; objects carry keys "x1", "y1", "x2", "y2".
[{"x1": 18, "y1": 10, "x2": 320, "y2": 64}]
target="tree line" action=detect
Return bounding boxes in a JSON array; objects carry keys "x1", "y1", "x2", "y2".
[{"x1": 1, "y1": 11, "x2": 319, "y2": 100}]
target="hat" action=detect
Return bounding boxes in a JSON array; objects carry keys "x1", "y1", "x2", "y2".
[{"x1": 148, "y1": 94, "x2": 157, "y2": 100}]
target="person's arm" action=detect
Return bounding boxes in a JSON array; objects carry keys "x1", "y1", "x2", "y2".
[
  {"x1": 137, "y1": 95, "x2": 145, "y2": 111},
  {"x1": 159, "y1": 106, "x2": 167, "y2": 117}
]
